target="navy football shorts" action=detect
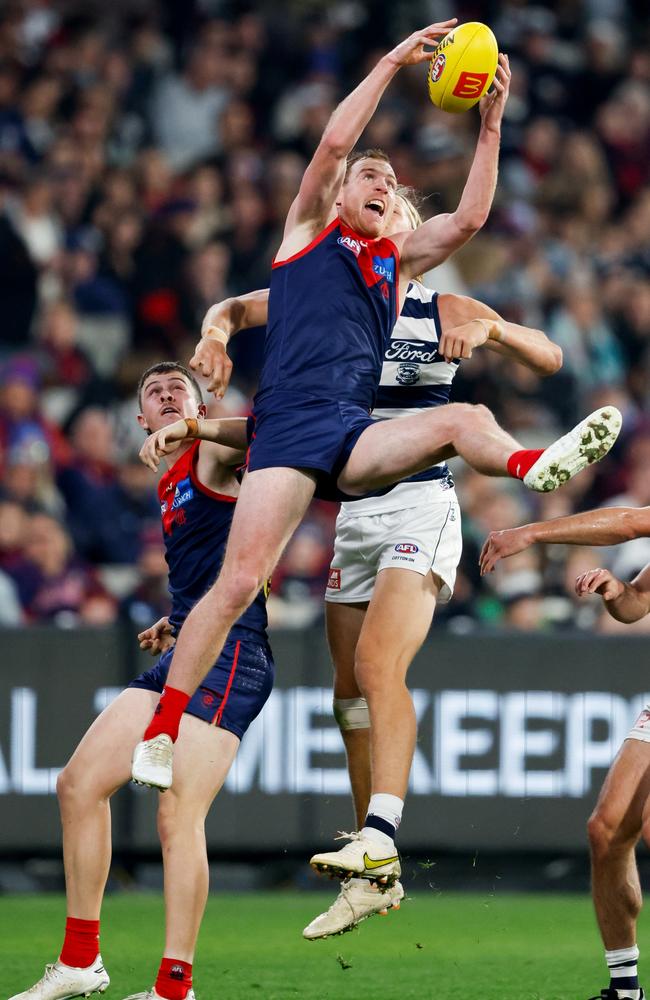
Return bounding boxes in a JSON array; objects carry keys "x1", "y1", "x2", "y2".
[
  {"x1": 129, "y1": 636, "x2": 274, "y2": 741},
  {"x1": 247, "y1": 389, "x2": 380, "y2": 502}
]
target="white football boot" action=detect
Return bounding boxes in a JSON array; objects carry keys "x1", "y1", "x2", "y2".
[
  {"x1": 303, "y1": 878, "x2": 405, "y2": 940},
  {"x1": 310, "y1": 831, "x2": 401, "y2": 885},
  {"x1": 523, "y1": 406, "x2": 622, "y2": 492},
  {"x1": 131, "y1": 734, "x2": 173, "y2": 790},
  {"x1": 8, "y1": 955, "x2": 109, "y2": 999},
  {"x1": 122, "y1": 991, "x2": 196, "y2": 999}
]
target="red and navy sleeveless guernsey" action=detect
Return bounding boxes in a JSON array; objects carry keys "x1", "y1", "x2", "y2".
[
  {"x1": 259, "y1": 218, "x2": 400, "y2": 411},
  {"x1": 157, "y1": 441, "x2": 267, "y2": 641}
]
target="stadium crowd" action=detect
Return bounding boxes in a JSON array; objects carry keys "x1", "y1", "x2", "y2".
[{"x1": 0, "y1": 0, "x2": 649, "y2": 632}]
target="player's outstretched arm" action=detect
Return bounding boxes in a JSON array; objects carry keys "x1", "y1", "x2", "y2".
[
  {"x1": 139, "y1": 416, "x2": 249, "y2": 471},
  {"x1": 575, "y1": 564, "x2": 650, "y2": 623},
  {"x1": 437, "y1": 294, "x2": 562, "y2": 374},
  {"x1": 480, "y1": 506, "x2": 650, "y2": 575},
  {"x1": 283, "y1": 20, "x2": 457, "y2": 237},
  {"x1": 397, "y1": 54, "x2": 511, "y2": 278},
  {"x1": 191, "y1": 289, "x2": 270, "y2": 397}
]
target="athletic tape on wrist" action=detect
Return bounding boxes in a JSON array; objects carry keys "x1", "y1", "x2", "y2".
[
  {"x1": 333, "y1": 697, "x2": 370, "y2": 731},
  {"x1": 204, "y1": 325, "x2": 229, "y2": 345},
  {"x1": 184, "y1": 417, "x2": 199, "y2": 438}
]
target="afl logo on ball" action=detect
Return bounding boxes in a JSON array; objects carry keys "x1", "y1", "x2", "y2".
[
  {"x1": 395, "y1": 542, "x2": 419, "y2": 555},
  {"x1": 396, "y1": 363, "x2": 420, "y2": 385},
  {"x1": 430, "y1": 54, "x2": 446, "y2": 83}
]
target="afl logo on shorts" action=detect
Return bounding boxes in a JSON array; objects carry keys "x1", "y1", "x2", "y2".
[
  {"x1": 430, "y1": 53, "x2": 446, "y2": 83},
  {"x1": 396, "y1": 363, "x2": 420, "y2": 385},
  {"x1": 395, "y1": 542, "x2": 419, "y2": 555},
  {"x1": 327, "y1": 567, "x2": 342, "y2": 590}
]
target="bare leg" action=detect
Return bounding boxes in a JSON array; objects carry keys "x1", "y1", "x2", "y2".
[
  {"x1": 353, "y1": 568, "x2": 439, "y2": 798},
  {"x1": 339, "y1": 403, "x2": 522, "y2": 493},
  {"x1": 326, "y1": 601, "x2": 370, "y2": 828},
  {"x1": 165, "y1": 468, "x2": 315, "y2": 696},
  {"x1": 57, "y1": 689, "x2": 159, "y2": 919},
  {"x1": 158, "y1": 716, "x2": 239, "y2": 962},
  {"x1": 587, "y1": 739, "x2": 650, "y2": 950}
]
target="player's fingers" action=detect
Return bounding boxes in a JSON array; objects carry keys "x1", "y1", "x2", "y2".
[
  {"x1": 421, "y1": 19, "x2": 457, "y2": 35},
  {"x1": 587, "y1": 571, "x2": 611, "y2": 593},
  {"x1": 139, "y1": 444, "x2": 157, "y2": 471}
]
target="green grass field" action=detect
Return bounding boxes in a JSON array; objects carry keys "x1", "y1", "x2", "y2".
[{"x1": 1, "y1": 891, "x2": 613, "y2": 999}]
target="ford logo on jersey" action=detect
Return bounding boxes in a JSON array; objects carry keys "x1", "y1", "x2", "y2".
[
  {"x1": 395, "y1": 542, "x2": 419, "y2": 554},
  {"x1": 396, "y1": 363, "x2": 420, "y2": 385},
  {"x1": 372, "y1": 255, "x2": 394, "y2": 282},
  {"x1": 385, "y1": 340, "x2": 443, "y2": 364}
]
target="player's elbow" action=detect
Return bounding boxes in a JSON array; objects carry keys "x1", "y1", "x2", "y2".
[
  {"x1": 318, "y1": 131, "x2": 349, "y2": 162},
  {"x1": 454, "y1": 207, "x2": 489, "y2": 237}
]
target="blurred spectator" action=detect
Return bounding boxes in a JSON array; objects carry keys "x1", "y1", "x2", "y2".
[
  {"x1": 18, "y1": 512, "x2": 115, "y2": 625},
  {"x1": 149, "y1": 40, "x2": 230, "y2": 171},
  {"x1": 57, "y1": 407, "x2": 158, "y2": 564},
  {"x1": 0, "y1": 357, "x2": 70, "y2": 475},
  {"x1": 0, "y1": 569, "x2": 23, "y2": 625},
  {"x1": 122, "y1": 529, "x2": 170, "y2": 628}
]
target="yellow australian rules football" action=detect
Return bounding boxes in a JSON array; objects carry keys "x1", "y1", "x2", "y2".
[{"x1": 428, "y1": 22, "x2": 498, "y2": 113}]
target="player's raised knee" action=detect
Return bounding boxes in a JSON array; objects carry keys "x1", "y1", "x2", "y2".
[
  {"x1": 214, "y1": 566, "x2": 266, "y2": 616},
  {"x1": 56, "y1": 764, "x2": 84, "y2": 809},
  {"x1": 443, "y1": 402, "x2": 494, "y2": 431}
]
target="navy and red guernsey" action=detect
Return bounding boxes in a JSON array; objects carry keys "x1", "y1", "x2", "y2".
[
  {"x1": 157, "y1": 441, "x2": 267, "y2": 641},
  {"x1": 258, "y1": 218, "x2": 400, "y2": 411}
]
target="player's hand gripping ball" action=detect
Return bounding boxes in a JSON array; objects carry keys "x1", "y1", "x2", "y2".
[{"x1": 428, "y1": 22, "x2": 498, "y2": 113}]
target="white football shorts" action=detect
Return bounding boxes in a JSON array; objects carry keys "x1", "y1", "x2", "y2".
[{"x1": 325, "y1": 494, "x2": 462, "y2": 605}]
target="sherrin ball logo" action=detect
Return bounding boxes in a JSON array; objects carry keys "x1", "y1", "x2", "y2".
[
  {"x1": 428, "y1": 22, "x2": 498, "y2": 114},
  {"x1": 430, "y1": 53, "x2": 446, "y2": 84}
]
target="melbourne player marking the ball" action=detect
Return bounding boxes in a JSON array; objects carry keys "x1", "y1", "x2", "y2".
[{"x1": 131, "y1": 18, "x2": 620, "y2": 893}]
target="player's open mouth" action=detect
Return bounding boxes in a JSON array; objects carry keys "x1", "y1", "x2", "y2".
[
  {"x1": 365, "y1": 200, "x2": 385, "y2": 217},
  {"x1": 161, "y1": 406, "x2": 180, "y2": 416}
]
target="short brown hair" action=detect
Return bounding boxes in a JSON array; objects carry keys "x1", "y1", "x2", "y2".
[
  {"x1": 137, "y1": 361, "x2": 203, "y2": 410},
  {"x1": 344, "y1": 148, "x2": 391, "y2": 183}
]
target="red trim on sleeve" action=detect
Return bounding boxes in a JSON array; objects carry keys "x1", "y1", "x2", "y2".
[
  {"x1": 213, "y1": 640, "x2": 241, "y2": 726},
  {"x1": 190, "y1": 443, "x2": 237, "y2": 503},
  {"x1": 272, "y1": 218, "x2": 339, "y2": 269}
]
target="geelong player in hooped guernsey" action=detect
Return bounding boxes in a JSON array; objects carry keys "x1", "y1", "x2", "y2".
[{"x1": 9, "y1": 362, "x2": 272, "y2": 1000}]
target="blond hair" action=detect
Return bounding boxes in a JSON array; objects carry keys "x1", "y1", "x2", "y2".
[{"x1": 396, "y1": 185, "x2": 425, "y2": 282}]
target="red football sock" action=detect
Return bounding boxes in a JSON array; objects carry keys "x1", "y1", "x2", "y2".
[
  {"x1": 155, "y1": 958, "x2": 193, "y2": 1000},
  {"x1": 59, "y1": 917, "x2": 100, "y2": 968},
  {"x1": 143, "y1": 686, "x2": 191, "y2": 743},
  {"x1": 506, "y1": 448, "x2": 544, "y2": 480}
]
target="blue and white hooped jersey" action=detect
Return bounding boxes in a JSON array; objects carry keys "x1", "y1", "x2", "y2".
[{"x1": 341, "y1": 280, "x2": 458, "y2": 516}]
